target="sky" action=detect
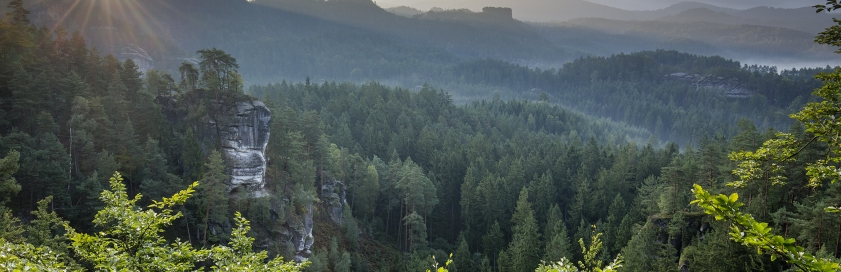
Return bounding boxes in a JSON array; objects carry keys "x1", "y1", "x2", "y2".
[{"x1": 374, "y1": 0, "x2": 822, "y2": 11}]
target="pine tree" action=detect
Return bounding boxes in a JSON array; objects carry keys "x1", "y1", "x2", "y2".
[
  {"x1": 0, "y1": 150, "x2": 20, "y2": 205},
  {"x1": 5, "y1": 0, "x2": 30, "y2": 25},
  {"x1": 620, "y1": 222, "x2": 678, "y2": 272},
  {"x1": 603, "y1": 193, "x2": 625, "y2": 256},
  {"x1": 505, "y1": 187, "x2": 541, "y2": 272},
  {"x1": 544, "y1": 217, "x2": 572, "y2": 263},
  {"x1": 544, "y1": 204, "x2": 563, "y2": 245},
  {"x1": 482, "y1": 221, "x2": 504, "y2": 271},
  {"x1": 179, "y1": 62, "x2": 199, "y2": 92},
  {"x1": 529, "y1": 171, "x2": 556, "y2": 225},
  {"x1": 182, "y1": 128, "x2": 204, "y2": 182},
  {"x1": 196, "y1": 150, "x2": 230, "y2": 246},
  {"x1": 0, "y1": 150, "x2": 22, "y2": 243},
  {"x1": 397, "y1": 157, "x2": 438, "y2": 251},
  {"x1": 453, "y1": 234, "x2": 475, "y2": 272},
  {"x1": 26, "y1": 196, "x2": 73, "y2": 265}
]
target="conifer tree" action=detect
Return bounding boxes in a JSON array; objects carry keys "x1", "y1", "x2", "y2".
[
  {"x1": 544, "y1": 217, "x2": 572, "y2": 264},
  {"x1": 0, "y1": 151, "x2": 22, "y2": 243},
  {"x1": 182, "y1": 128, "x2": 204, "y2": 182},
  {"x1": 505, "y1": 187, "x2": 541, "y2": 272},
  {"x1": 196, "y1": 150, "x2": 230, "y2": 246},
  {"x1": 482, "y1": 221, "x2": 504, "y2": 271},
  {"x1": 453, "y1": 234, "x2": 475, "y2": 272},
  {"x1": 5, "y1": 0, "x2": 30, "y2": 25},
  {"x1": 179, "y1": 62, "x2": 199, "y2": 92}
]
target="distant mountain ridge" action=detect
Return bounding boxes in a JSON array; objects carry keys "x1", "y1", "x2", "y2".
[
  {"x1": 10, "y1": 0, "x2": 838, "y2": 87},
  {"x1": 381, "y1": 0, "x2": 834, "y2": 33}
]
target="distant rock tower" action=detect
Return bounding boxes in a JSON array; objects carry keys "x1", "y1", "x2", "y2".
[
  {"x1": 118, "y1": 46, "x2": 154, "y2": 74},
  {"x1": 482, "y1": 7, "x2": 512, "y2": 19}
]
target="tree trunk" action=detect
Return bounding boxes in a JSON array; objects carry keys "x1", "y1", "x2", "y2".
[
  {"x1": 835, "y1": 219, "x2": 841, "y2": 258},
  {"x1": 817, "y1": 213, "x2": 824, "y2": 251},
  {"x1": 186, "y1": 215, "x2": 192, "y2": 244}
]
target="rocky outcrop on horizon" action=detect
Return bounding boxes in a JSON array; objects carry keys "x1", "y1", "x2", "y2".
[{"x1": 668, "y1": 72, "x2": 752, "y2": 98}]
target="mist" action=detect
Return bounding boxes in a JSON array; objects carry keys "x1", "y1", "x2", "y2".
[{"x1": 375, "y1": 0, "x2": 823, "y2": 19}]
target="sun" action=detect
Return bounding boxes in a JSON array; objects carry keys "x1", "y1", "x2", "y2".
[{"x1": 38, "y1": 0, "x2": 184, "y2": 52}]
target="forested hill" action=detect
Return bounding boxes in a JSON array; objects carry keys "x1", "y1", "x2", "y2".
[
  {"x1": 3, "y1": 2, "x2": 841, "y2": 271},
  {"x1": 246, "y1": 77, "x2": 841, "y2": 271},
  {"x1": 5, "y1": 0, "x2": 836, "y2": 86},
  {"x1": 9, "y1": 0, "x2": 566, "y2": 83},
  {"x1": 443, "y1": 50, "x2": 827, "y2": 145},
  {"x1": 0, "y1": 11, "x2": 662, "y2": 269}
]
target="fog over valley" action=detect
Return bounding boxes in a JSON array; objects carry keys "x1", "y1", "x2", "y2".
[{"x1": 1, "y1": 0, "x2": 841, "y2": 271}]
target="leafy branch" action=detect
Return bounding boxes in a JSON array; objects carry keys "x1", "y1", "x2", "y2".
[{"x1": 691, "y1": 184, "x2": 840, "y2": 271}]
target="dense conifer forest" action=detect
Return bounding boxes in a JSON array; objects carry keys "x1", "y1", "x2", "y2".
[{"x1": 1, "y1": 0, "x2": 841, "y2": 271}]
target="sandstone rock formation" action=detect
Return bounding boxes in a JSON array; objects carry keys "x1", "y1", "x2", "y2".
[
  {"x1": 280, "y1": 205, "x2": 315, "y2": 262},
  {"x1": 158, "y1": 91, "x2": 272, "y2": 196},
  {"x1": 668, "y1": 72, "x2": 752, "y2": 98},
  {"x1": 320, "y1": 171, "x2": 347, "y2": 225},
  {"x1": 212, "y1": 100, "x2": 271, "y2": 196}
]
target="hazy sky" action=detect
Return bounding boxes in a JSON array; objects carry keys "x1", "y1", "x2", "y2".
[{"x1": 374, "y1": 0, "x2": 822, "y2": 11}]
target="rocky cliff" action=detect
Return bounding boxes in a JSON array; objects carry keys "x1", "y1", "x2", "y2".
[
  {"x1": 159, "y1": 90, "x2": 272, "y2": 196},
  {"x1": 211, "y1": 99, "x2": 271, "y2": 196},
  {"x1": 159, "y1": 90, "x2": 351, "y2": 262},
  {"x1": 668, "y1": 73, "x2": 752, "y2": 98},
  {"x1": 320, "y1": 171, "x2": 347, "y2": 225}
]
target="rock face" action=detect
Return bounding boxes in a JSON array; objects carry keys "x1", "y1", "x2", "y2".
[
  {"x1": 211, "y1": 100, "x2": 272, "y2": 196},
  {"x1": 281, "y1": 205, "x2": 314, "y2": 262},
  {"x1": 158, "y1": 92, "x2": 271, "y2": 195},
  {"x1": 668, "y1": 73, "x2": 752, "y2": 98},
  {"x1": 320, "y1": 171, "x2": 347, "y2": 225},
  {"x1": 118, "y1": 46, "x2": 154, "y2": 74},
  {"x1": 275, "y1": 172, "x2": 347, "y2": 262}
]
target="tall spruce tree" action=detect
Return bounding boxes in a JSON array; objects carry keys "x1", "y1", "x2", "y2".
[
  {"x1": 504, "y1": 187, "x2": 541, "y2": 272},
  {"x1": 196, "y1": 150, "x2": 230, "y2": 246}
]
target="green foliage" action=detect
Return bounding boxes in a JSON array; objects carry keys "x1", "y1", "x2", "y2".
[
  {"x1": 179, "y1": 62, "x2": 199, "y2": 92},
  {"x1": 209, "y1": 212, "x2": 308, "y2": 271},
  {"x1": 342, "y1": 204, "x2": 360, "y2": 249},
  {"x1": 181, "y1": 128, "x2": 203, "y2": 182},
  {"x1": 0, "y1": 151, "x2": 22, "y2": 244},
  {"x1": 305, "y1": 248, "x2": 328, "y2": 272},
  {"x1": 196, "y1": 150, "x2": 230, "y2": 246},
  {"x1": 620, "y1": 221, "x2": 678, "y2": 272},
  {"x1": 535, "y1": 228, "x2": 623, "y2": 272},
  {"x1": 544, "y1": 218, "x2": 572, "y2": 264},
  {"x1": 0, "y1": 150, "x2": 20, "y2": 204},
  {"x1": 66, "y1": 172, "x2": 204, "y2": 271},
  {"x1": 197, "y1": 48, "x2": 241, "y2": 93},
  {"x1": 59, "y1": 172, "x2": 306, "y2": 271},
  {"x1": 26, "y1": 197, "x2": 71, "y2": 258},
  {"x1": 452, "y1": 234, "x2": 474, "y2": 272},
  {"x1": 695, "y1": 8, "x2": 841, "y2": 268},
  {"x1": 0, "y1": 238, "x2": 77, "y2": 272},
  {"x1": 4, "y1": 3, "x2": 834, "y2": 269},
  {"x1": 691, "y1": 184, "x2": 840, "y2": 271},
  {"x1": 0, "y1": 209, "x2": 23, "y2": 244},
  {"x1": 426, "y1": 253, "x2": 453, "y2": 272},
  {"x1": 335, "y1": 251, "x2": 352, "y2": 272},
  {"x1": 5, "y1": 0, "x2": 29, "y2": 25},
  {"x1": 510, "y1": 188, "x2": 542, "y2": 271}
]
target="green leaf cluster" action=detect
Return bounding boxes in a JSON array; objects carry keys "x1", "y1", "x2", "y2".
[{"x1": 691, "y1": 184, "x2": 840, "y2": 271}]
